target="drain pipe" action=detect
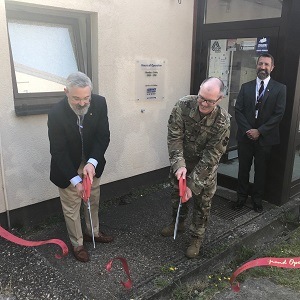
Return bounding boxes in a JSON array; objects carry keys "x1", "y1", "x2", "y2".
[{"x1": 0, "y1": 131, "x2": 11, "y2": 229}]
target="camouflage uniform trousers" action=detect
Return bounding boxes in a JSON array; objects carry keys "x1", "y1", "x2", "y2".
[{"x1": 170, "y1": 169, "x2": 216, "y2": 240}]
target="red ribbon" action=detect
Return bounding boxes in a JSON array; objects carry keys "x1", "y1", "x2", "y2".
[
  {"x1": 82, "y1": 176, "x2": 91, "y2": 203},
  {"x1": 231, "y1": 256, "x2": 300, "y2": 292},
  {"x1": 179, "y1": 177, "x2": 189, "y2": 203},
  {"x1": 0, "y1": 225, "x2": 68, "y2": 259},
  {"x1": 106, "y1": 257, "x2": 133, "y2": 289}
]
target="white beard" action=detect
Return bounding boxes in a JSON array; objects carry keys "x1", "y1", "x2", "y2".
[{"x1": 70, "y1": 103, "x2": 90, "y2": 116}]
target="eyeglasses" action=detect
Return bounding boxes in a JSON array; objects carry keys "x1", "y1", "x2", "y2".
[
  {"x1": 197, "y1": 94, "x2": 221, "y2": 106},
  {"x1": 70, "y1": 96, "x2": 91, "y2": 103}
]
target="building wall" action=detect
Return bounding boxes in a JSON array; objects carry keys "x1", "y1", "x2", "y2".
[{"x1": 0, "y1": 0, "x2": 194, "y2": 213}]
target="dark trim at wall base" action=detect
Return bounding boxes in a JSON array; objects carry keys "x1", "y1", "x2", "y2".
[
  {"x1": 0, "y1": 167, "x2": 170, "y2": 230},
  {"x1": 100, "y1": 167, "x2": 170, "y2": 201},
  {"x1": 0, "y1": 197, "x2": 63, "y2": 230}
]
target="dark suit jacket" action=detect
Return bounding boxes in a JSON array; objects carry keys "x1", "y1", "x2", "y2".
[
  {"x1": 48, "y1": 94, "x2": 110, "y2": 188},
  {"x1": 235, "y1": 78, "x2": 286, "y2": 146}
]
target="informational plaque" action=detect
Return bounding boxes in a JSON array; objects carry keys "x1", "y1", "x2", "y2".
[{"x1": 135, "y1": 60, "x2": 165, "y2": 101}]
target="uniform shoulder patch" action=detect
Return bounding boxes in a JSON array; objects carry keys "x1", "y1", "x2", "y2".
[{"x1": 222, "y1": 136, "x2": 229, "y2": 146}]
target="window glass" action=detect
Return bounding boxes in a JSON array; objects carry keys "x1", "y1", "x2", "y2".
[
  {"x1": 5, "y1": 7, "x2": 89, "y2": 116},
  {"x1": 292, "y1": 145, "x2": 300, "y2": 182},
  {"x1": 8, "y1": 20, "x2": 78, "y2": 93},
  {"x1": 205, "y1": 0, "x2": 282, "y2": 24},
  {"x1": 291, "y1": 60, "x2": 300, "y2": 183},
  {"x1": 207, "y1": 38, "x2": 262, "y2": 180}
]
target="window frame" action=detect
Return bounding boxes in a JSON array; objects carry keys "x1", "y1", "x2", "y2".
[{"x1": 6, "y1": 8, "x2": 90, "y2": 116}]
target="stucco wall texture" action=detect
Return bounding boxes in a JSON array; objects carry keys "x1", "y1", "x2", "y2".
[{"x1": 0, "y1": 0, "x2": 194, "y2": 212}]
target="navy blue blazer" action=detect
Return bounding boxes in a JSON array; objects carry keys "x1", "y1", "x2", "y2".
[
  {"x1": 48, "y1": 94, "x2": 110, "y2": 188},
  {"x1": 235, "y1": 78, "x2": 286, "y2": 146}
]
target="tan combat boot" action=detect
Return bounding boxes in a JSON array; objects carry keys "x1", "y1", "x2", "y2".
[
  {"x1": 185, "y1": 236, "x2": 202, "y2": 258},
  {"x1": 161, "y1": 221, "x2": 185, "y2": 237}
]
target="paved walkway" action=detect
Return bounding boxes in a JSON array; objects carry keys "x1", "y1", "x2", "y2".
[{"x1": 1, "y1": 183, "x2": 300, "y2": 299}]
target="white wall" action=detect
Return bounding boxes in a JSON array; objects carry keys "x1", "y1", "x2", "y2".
[{"x1": 0, "y1": 0, "x2": 194, "y2": 212}]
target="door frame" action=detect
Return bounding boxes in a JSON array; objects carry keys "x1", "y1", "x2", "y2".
[
  {"x1": 190, "y1": 0, "x2": 300, "y2": 205},
  {"x1": 192, "y1": 28, "x2": 281, "y2": 191},
  {"x1": 288, "y1": 58, "x2": 300, "y2": 198}
]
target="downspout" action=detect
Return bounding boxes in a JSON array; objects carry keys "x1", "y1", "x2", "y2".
[{"x1": 0, "y1": 131, "x2": 11, "y2": 229}]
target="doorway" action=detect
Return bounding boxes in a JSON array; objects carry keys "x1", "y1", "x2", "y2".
[
  {"x1": 289, "y1": 58, "x2": 300, "y2": 197},
  {"x1": 191, "y1": 0, "x2": 300, "y2": 205},
  {"x1": 195, "y1": 31, "x2": 278, "y2": 189}
]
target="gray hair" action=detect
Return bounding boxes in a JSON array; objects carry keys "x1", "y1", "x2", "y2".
[
  {"x1": 65, "y1": 71, "x2": 93, "y2": 91},
  {"x1": 200, "y1": 77, "x2": 225, "y2": 96}
]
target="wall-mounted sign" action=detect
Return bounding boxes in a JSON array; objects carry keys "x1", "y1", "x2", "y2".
[
  {"x1": 256, "y1": 37, "x2": 270, "y2": 53},
  {"x1": 135, "y1": 60, "x2": 165, "y2": 101},
  {"x1": 226, "y1": 39, "x2": 237, "y2": 51},
  {"x1": 240, "y1": 39, "x2": 256, "y2": 51}
]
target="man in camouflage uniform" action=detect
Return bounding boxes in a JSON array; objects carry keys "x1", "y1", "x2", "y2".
[{"x1": 161, "y1": 77, "x2": 231, "y2": 258}]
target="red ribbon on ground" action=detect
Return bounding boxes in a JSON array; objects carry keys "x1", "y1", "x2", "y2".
[
  {"x1": 106, "y1": 257, "x2": 133, "y2": 289},
  {"x1": 0, "y1": 225, "x2": 68, "y2": 259},
  {"x1": 230, "y1": 256, "x2": 300, "y2": 292}
]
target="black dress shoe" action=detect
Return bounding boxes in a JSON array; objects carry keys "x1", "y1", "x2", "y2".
[
  {"x1": 253, "y1": 204, "x2": 263, "y2": 213},
  {"x1": 232, "y1": 200, "x2": 245, "y2": 210}
]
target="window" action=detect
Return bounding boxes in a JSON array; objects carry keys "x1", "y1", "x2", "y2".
[
  {"x1": 205, "y1": 0, "x2": 282, "y2": 24},
  {"x1": 6, "y1": 6, "x2": 91, "y2": 116}
]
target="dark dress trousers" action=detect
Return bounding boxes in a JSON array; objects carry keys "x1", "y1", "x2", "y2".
[
  {"x1": 48, "y1": 94, "x2": 110, "y2": 189},
  {"x1": 235, "y1": 78, "x2": 286, "y2": 203}
]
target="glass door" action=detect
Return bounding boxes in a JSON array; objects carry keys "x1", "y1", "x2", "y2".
[
  {"x1": 199, "y1": 31, "x2": 278, "y2": 187},
  {"x1": 208, "y1": 38, "x2": 260, "y2": 181},
  {"x1": 290, "y1": 58, "x2": 300, "y2": 197}
]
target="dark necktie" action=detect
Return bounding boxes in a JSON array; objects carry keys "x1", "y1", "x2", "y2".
[
  {"x1": 77, "y1": 115, "x2": 86, "y2": 162},
  {"x1": 257, "y1": 80, "x2": 264, "y2": 101},
  {"x1": 255, "y1": 81, "x2": 264, "y2": 118}
]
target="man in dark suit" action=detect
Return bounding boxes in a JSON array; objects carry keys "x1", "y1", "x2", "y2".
[
  {"x1": 48, "y1": 71, "x2": 113, "y2": 262},
  {"x1": 233, "y1": 53, "x2": 286, "y2": 212}
]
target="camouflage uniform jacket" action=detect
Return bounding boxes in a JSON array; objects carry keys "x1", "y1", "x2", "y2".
[{"x1": 168, "y1": 95, "x2": 231, "y2": 195}]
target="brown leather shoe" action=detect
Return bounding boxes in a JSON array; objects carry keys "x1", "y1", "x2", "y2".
[
  {"x1": 83, "y1": 231, "x2": 114, "y2": 243},
  {"x1": 73, "y1": 245, "x2": 89, "y2": 262}
]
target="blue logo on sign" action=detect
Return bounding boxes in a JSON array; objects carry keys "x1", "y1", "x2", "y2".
[{"x1": 147, "y1": 88, "x2": 156, "y2": 95}]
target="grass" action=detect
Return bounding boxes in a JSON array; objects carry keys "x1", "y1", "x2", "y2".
[
  {"x1": 170, "y1": 225, "x2": 300, "y2": 300},
  {"x1": 154, "y1": 277, "x2": 172, "y2": 288},
  {"x1": 237, "y1": 226, "x2": 300, "y2": 291}
]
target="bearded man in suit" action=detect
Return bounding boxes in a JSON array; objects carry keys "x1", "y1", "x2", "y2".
[
  {"x1": 233, "y1": 53, "x2": 286, "y2": 212},
  {"x1": 48, "y1": 71, "x2": 113, "y2": 262}
]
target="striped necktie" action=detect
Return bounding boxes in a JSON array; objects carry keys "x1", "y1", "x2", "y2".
[
  {"x1": 255, "y1": 81, "x2": 264, "y2": 118},
  {"x1": 257, "y1": 80, "x2": 264, "y2": 101}
]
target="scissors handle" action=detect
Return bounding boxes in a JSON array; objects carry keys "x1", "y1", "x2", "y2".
[
  {"x1": 82, "y1": 176, "x2": 91, "y2": 202},
  {"x1": 179, "y1": 177, "x2": 188, "y2": 203}
]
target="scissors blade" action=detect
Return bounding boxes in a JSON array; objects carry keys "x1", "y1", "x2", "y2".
[
  {"x1": 87, "y1": 200, "x2": 96, "y2": 249},
  {"x1": 173, "y1": 198, "x2": 182, "y2": 240}
]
